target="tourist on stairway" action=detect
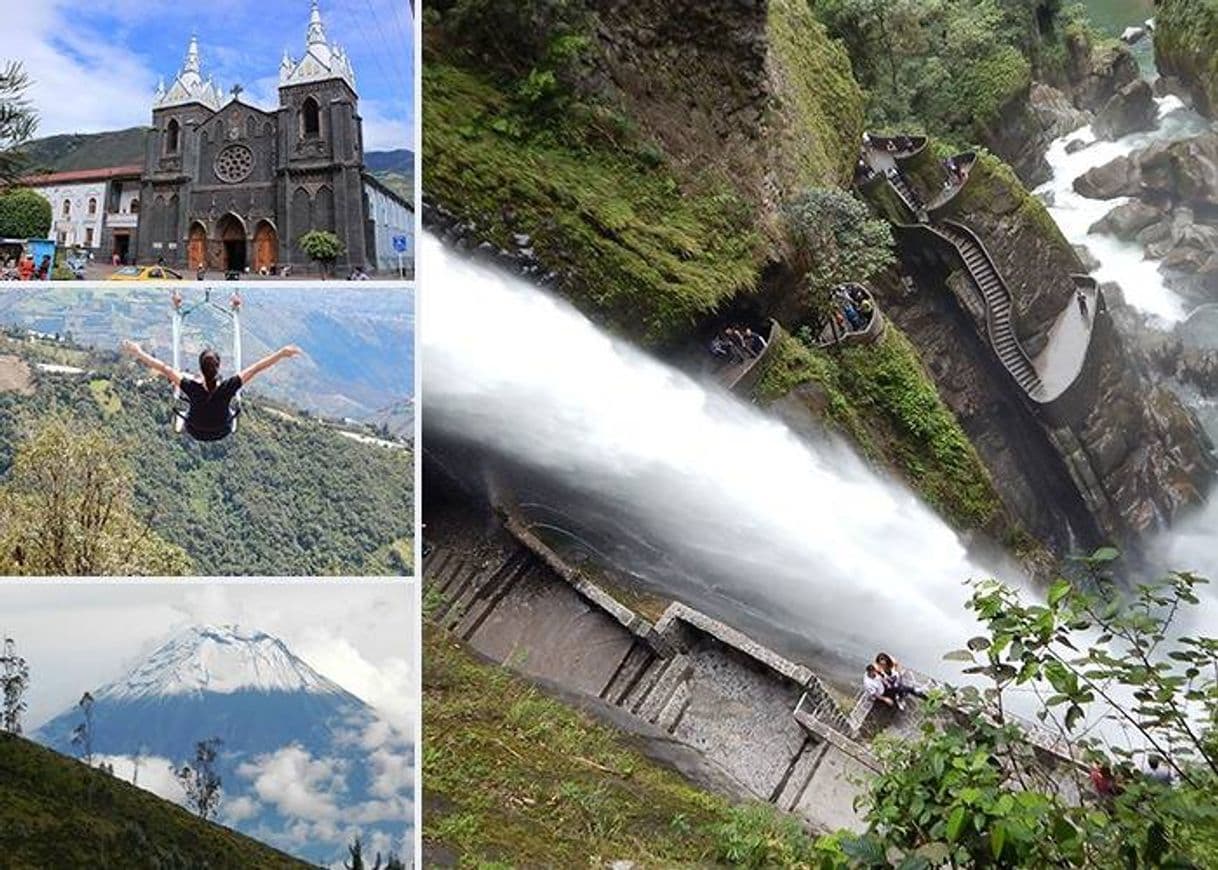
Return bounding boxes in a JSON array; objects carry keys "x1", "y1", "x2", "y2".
[
  {"x1": 862, "y1": 664, "x2": 894, "y2": 708},
  {"x1": 876, "y1": 652, "x2": 926, "y2": 706}
]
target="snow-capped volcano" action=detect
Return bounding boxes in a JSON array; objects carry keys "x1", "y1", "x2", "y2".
[
  {"x1": 103, "y1": 624, "x2": 346, "y2": 700},
  {"x1": 33, "y1": 624, "x2": 413, "y2": 866}
]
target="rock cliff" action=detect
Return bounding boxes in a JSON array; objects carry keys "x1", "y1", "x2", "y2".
[
  {"x1": 1155, "y1": 0, "x2": 1218, "y2": 117},
  {"x1": 886, "y1": 147, "x2": 1214, "y2": 548},
  {"x1": 423, "y1": 0, "x2": 862, "y2": 346}
]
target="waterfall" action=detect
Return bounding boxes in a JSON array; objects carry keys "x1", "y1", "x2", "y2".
[{"x1": 421, "y1": 234, "x2": 1020, "y2": 674}]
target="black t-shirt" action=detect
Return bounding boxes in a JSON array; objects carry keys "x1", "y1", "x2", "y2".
[{"x1": 179, "y1": 375, "x2": 242, "y2": 440}]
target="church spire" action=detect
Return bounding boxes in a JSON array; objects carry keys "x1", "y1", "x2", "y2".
[
  {"x1": 307, "y1": 0, "x2": 327, "y2": 46},
  {"x1": 154, "y1": 32, "x2": 223, "y2": 111},
  {"x1": 279, "y1": 1, "x2": 357, "y2": 93},
  {"x1": 184, "y1": 32, "x2": 200, "y2": 76}
]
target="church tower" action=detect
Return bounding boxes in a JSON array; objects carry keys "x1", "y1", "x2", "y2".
[
  {"x1": 140, "y1": 35, "x2": 226, "y2": 265},
  {"x1": 277, "y1": 0, "x2": 369, "y2": 270}
]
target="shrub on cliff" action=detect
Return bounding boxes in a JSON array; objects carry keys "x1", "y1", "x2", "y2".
[
  {"x1": 1155, "y1": 0, "x2": 1218, "y2": 117},
  {"x1": 824, "y1": 558, "x2": 1218, "y2": 867},
  {"x1": 782, "y1": 186, "x2": 894, "y2": 320}
]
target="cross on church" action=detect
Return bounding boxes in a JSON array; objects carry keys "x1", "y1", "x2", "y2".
[{"x1": 231, "y1": 84, "x2": 244, "y2": 99}]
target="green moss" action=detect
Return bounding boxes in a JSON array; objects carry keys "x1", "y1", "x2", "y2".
[
  {"x1": 947, "y1": 149, "x2": 1070, "y2": 246},
  {"x1": 765, "y1": 0, "x2": 866, "y2": 188},
  {"x1": 754, "y1": 330, "x2": 1001, "y2": 531},
  {"x1": 961, "y1": 46, "x2": 1032, "y2": 136},
  {"x1": 423, "y1": 63, "x2": 761, "y2": 347},
  {"x1": 1155, "y1": 0, "x2": 1218, "y2": 115},
  {"x1": 422, "y1": 622, "x2": 822, "y2": 866}
]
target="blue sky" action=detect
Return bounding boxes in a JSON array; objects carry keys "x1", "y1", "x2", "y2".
[{"x1": 7, "y1": 0, "x2": 414, "y2": 151}]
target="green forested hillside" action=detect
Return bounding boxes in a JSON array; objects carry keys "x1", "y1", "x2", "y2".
[
  {"x1": 0, "y1": 733, "x2": 312, "y2": 869},
  {"x1": 0, "y1": 335, "x2": 413, "y2": 576}
]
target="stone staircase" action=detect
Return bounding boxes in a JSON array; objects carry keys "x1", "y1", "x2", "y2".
[
  {"x1": 425, "y1": 543, "x2": 877, "y2": 824},
  {"x1": 934, "y1": 221, "x2": 1045, "y2": 399},
  {"x1": 424, "y1": 545, "x2": 535, "y2": 641},
  {"x1": 890, "y1": 172, "x2": 920, "y2": 212}
]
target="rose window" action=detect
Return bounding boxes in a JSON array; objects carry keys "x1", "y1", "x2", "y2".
[{"x1": 214, "y1": 144, "x2": 254, "y2": 184}]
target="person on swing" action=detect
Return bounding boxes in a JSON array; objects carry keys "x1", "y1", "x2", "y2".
[{"x1": 119, "y1": 298, "x2": 301, "y2": 441}]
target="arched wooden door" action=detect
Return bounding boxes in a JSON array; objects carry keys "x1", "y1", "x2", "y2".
[
  {"x1": 216, "y1": 213, "x2": 247, "y2": 272},
  {"x1": 187, "y1": 224, "x2": 207, "y2": 269},
  {"x1": 253, "y1": 221, "x2": 278, "y2": 273}
]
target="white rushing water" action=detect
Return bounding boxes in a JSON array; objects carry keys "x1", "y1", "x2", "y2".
[
  {"x1": 1036, "y1": 95, "x2": 1211, "y2": 323},
  {"x1": 422, "y1": 234, "x2": 1020, "y2": 673}
]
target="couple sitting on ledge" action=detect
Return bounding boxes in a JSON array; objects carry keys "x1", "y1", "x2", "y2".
[{"x1": 862, "y1": 652, "x2": 926, "y2": 712}]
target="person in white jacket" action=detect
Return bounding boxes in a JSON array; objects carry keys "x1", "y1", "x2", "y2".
[{"x1": 863, "y1": 664, "x2": 896, "y2": 708}]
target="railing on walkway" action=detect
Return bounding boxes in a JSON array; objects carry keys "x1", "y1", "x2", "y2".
[{"x1": 815, "y1": 285, "x2": 886, "y2": 348}]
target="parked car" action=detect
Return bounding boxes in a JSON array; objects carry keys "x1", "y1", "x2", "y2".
[{"x1": 107, "y1": 265, "x2": 184, "y2": 281}]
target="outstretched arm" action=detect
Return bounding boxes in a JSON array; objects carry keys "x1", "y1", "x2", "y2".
[
  {"x1": 120, "y1": 340, "x2": 182, "y2": 387},
  {"x1": 239, "y1": 345, "x2": 302, "y2": 387}
]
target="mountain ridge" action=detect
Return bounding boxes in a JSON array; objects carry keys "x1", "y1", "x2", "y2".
[{"x1": 19, "y1": 126, "x2": 413, "y2": 180}]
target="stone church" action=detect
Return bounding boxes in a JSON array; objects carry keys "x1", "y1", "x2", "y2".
[{"x1": 138, "y1": 1, "x2": 411, "y2": 274}]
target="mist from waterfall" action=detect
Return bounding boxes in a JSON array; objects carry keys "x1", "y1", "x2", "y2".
[{"x1": 422, "y1": 234, "x2": 1023, "y2": 675}]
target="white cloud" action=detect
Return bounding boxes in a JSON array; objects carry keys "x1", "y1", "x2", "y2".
[
  {"x1": 6, "y1": 0, "x2": 159, "y2": 136},
  {"x1": 294, "y1": 631, "x2": 417, "y2": 730},
  {"x1": 360, "y1": 100, "x2": 413, "y2": 152},
  {"x1": 223, "y1": 794, "x2": 263, "y2": 824},
  {"x1": 237, "y1": 744, "x2": 347, "y2": 822},
  {"x1": 93, "y1": 753, "x2": 185, "y2": 805}
]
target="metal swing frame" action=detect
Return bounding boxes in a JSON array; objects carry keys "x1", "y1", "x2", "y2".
[{"x1": 171, "y1": 288, "x2": 244, "y2": 435}]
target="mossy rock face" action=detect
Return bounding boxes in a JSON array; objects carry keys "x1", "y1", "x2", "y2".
[
  {"x1": 937, "y1": 149, "x2": 1078, "y2": 352},
  {"x1": 763, "y1": 0, "x2": 865, "y2": 194},
  {"x1": 1155, "y1": 0, "x2": 1218, "y2": 117},
  {"x1": 423, "y1": 0, "x2": 863, "y2": 346},
  {"x1": 423, "y1": 64, "x2": 762, "y2": 346}
]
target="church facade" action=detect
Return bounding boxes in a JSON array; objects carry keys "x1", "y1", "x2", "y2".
[{"x1": 137, "y1": 1, "x2": 411, "y2": 274}]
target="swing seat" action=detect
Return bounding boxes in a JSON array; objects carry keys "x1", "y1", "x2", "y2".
[{"x1": 173, "y1": 401, "x2": 241, "y2": 440}]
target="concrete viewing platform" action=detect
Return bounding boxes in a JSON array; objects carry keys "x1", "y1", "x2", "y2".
[{"x1": 424, "y1": 496, "x2": 1090, "y2": 836}]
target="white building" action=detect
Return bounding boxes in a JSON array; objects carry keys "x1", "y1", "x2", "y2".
[
  {"x1": 25, "y1": 166, "x2": 143, "y2": 260},
  {"x1": 365, "y1": 176, "x2": 414, "y2": 275}
]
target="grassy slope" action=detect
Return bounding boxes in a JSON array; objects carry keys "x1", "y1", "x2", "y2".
[
  {"x1": 756, "y1": 330, "x2": 1002, "y2": 531},
  {"x1": 422, "y1": 623, "x2": 830, "y2": 867},
  {"x1": 0, "y1": 338, "x2": 414, "y2": 576},
  {"x1": 1156, "y1": 0, "x2": 1218, "y2": 115},
  {"x1": 0, "y1": 733, "x2": 310, "y2": 870}
]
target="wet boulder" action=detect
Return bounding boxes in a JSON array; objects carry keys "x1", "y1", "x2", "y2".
[
  {"x1": 1093, "y1": 79, "x2": 1158, "y2": 140},
  {"x1": 1074, "y1": 154, "x2": 1142, "y2": 199},
  {"x1": 1089, "y1": 200, "x2": 1166, "y2": 240}
]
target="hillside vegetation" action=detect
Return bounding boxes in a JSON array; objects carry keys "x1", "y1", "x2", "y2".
[
  {"x1": 0, "y1": 335, "x2": 413, "y2": 575},
  {"x1": 0, "y1": 733, "x2": 311, "y2": 869}
]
